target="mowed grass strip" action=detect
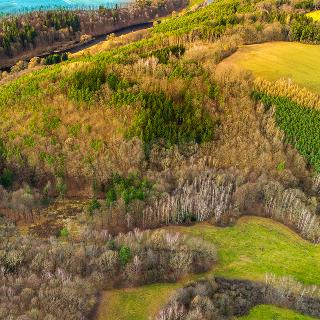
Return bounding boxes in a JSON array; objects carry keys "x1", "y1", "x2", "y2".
[
  {"x1": 219, "y1": 41, "x2": 320, "y2": 93},
  {"x1": 237, "y1": 305, "x2": 317, "y2": 320},
  {"x1": 98, "y1": 217, "x2": 320, "y2": 320}
]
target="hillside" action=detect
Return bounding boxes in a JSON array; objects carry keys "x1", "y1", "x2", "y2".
[
  {"x1": 100, "y1": 217, "x2": 320, "y2": 319},
  {"x1": 0, "y1": 0, "x2": 320, "y2": 319}
]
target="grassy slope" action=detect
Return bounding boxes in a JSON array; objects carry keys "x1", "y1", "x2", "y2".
[
  {"x1": 219, "y1": 41, "x2": 320, "y2": 93},
  {"x1": 307, "y1": 10, "x2": 320, "y2": 21},
  {"x1": 238, "y1": 305, "x2": 316, "y2": 320},
  {"x1": 97, "y1": 283, "x2": 181, "y2": 320},
  {"x1": 97, "y1": 217, "x2": 320, "y2": 320}
]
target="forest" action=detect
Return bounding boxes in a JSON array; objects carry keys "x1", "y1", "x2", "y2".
[
  {"x1": 0, "y1": 0, "x2": 187, "y2": 67},
  {"x1": 1, "y1": 0, "x2": 320, "y2": 319}
]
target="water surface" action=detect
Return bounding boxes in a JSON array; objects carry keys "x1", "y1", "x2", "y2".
[{"x1": 0, "y1": 0, "x2": 129, "y2": 14}]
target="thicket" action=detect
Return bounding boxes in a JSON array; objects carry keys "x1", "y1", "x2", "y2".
[
  {"x1": 290, "y1": 15, "x2": 320, "y2": 43},
  {"x1": 152, "y1": 0, "x2": 240, "y2": 37},
  {"x1": 0, "y1": 219, "x2": 217, "y2": 319},
  {"x1": 156, "y1": 276, "x2": 320, "y2": 320},
  {"x1": 44, "y1": 10, "x2": 81, "y2": 32},
  {"x1": 126, "y1": 91, "x2": 216, "y2": 150},
  {"x1": 142, "y1": 171, "x2": 235, "y2": 227},
  {"x1": 44, "y1": 52, "x2": 68, "y2": 65},
  {"x1": 262, "y1": 182, "x2": 320, "y2": 243},
  {"x1": 62, "y1": 64, "x2": 106, "y2": 102},
  {"x1": 294, "y1": 0, "x2": 315, "y2": 10},
  {"x1": 252, "y1": 92, "x2": 320, "y2": 173},
  {"x1": 0, "y1": 18, "x2": 37, "y2": 55},
  {"x1": 142, "y1": 44, "x2": 186, "y2": 64},
  {"x1": 0, "y1": 185, "x2": 43, "y2": 221},
  {"x1": 105, "y1": 173, "x2": 153, "y2": 206}
]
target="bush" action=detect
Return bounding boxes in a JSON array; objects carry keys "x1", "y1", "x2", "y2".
[
  {"x1": 276, "y1": 161, "x2": 285, "y2": 172},
  {"x1": 142, "y1": 45, "x2": 186, "y2": 64},
  {"x1": 119, "y1": 245, "x2": 132, "y2": 266},
  {"x1": 107, "y1": 73, "x2": 121, "y2": 91},
  {"x1": 289, "y1": 15, "x2": 320, "y2": 43},
  {"x1": 44, "y1": 53, "x2": 68, "y2": 65},
  {"x1": 105, "y1": 173, "x2": 153, "y2": 206},
  {"x1": 294, "y1": 0, "x2": 314, "y2": 10},
  {"x1": 0, "y1": 168, "x2": 14, "y2": 189},
  {"x1": 59, "y1": 227, "x2": 69, "y2": 237},
  {"x1": 88, "y1": 198, "x2": 101, "y2": 216}
]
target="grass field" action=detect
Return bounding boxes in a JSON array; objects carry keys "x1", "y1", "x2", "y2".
[
  {"x1": 97, "y1": 217, "x2": 320, "y2": 320},
  {"x1": 96, "y1": 283, "x2": 181, "y2": 320},
  {"x1": 238, "y1": 305, "x2": 317, "y2": 320},
  {"x1": 307, "y1": 10, "x2": 320, "y2": 21},
  {"x1": 218, "y1": 42, "x2": 320, "y2": 93}
]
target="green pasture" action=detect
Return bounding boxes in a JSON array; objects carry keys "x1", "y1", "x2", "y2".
[
  {"x1": 97, "y1": 217, "x2": 320, "y2": 320},
  {"x1": 219, "y1": 41, "x2": 320, "y2": 93}
]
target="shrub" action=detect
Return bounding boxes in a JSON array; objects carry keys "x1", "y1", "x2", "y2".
[
  {"x1": 44, "y1": 53, "x2": 68, "y2": 65},
  {"x1": 106, "y1": 73, "x2": 121, "y2": 91},
  {"x1": 276, "y1": 161, "x2": 285, "y2": 172},
  {"x1": 105, "y1": 173, "x2": 153, "y2": 206},
  {"x1": 294, "y1": 0, "x2": 314, "y2": 10},
  {"x1": 56, "y1": 177, "x2": 67, "y2": 198},
  {"x1": 88, "y1": 198, "x2": 101, "y2": 216},
  {"x1": 59, "y1": 227, "x2": 69, "y2": 237},
  {"x1": 0, "y1": 168, "x2": 14, "y2": 189},
  {"x1": 61, "y1": 52, "x2": 68, "y2": 61},
  {"x1": 142, "y1": 45, "x2": 186, "y2": 64},
  {"x1": 289, "y1": 15, "x2": 320, "y2": 43},
  {"x1": 119, "y1": 245, "x2": 132, "y2": 266}
]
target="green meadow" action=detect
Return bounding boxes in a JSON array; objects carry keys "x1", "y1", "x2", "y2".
[
  {"x1": 238, "y1": 305, "x2": 317, "y2": 320},
  {"x1": 97, "y1": 217, "x2": 320, "y2": 320},
  {"x1": 219, "y1": 41, "x2": 320, "y2": 93}
]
